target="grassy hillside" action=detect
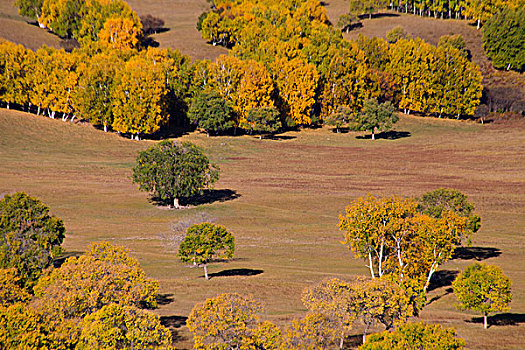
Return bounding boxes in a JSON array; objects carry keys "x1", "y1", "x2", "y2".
[{"x1": 1, "y1": 110, "x2": 524, "y2": 349}]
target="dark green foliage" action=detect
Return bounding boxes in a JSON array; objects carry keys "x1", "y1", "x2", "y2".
[
  {"x1": 337, "y1": 13, "x2": 357, "y2": 33},
  {"x1": 178, "y1": 222, "x2": 235, "y2": 279},
  {"x1": 483, "y1": 6, "x2": 525, "y2": 72},
  {"x1": 439, "y1": 34, "x2": 468, "y2": 58},
  {"x1": 325, "y1": 106, "x2": 352, "y2": 133},
  {"x1": 359, "y1": 321, "x2": 465, "y2": 349},
  {"x1": 188, "y1": 90, "x2": 236, "y2": 136},
  {"x1": 245, "y1": 107, "x2": 281, "y2": 139},
  {"x1": 197, "y1": 11, "x2": 209, "y2": 32},
  {"x1": 348, "y1": 98, "x2": 398, "y2": 140},
  {"x1": 418, "y1": 188, "x2": 481, "y2": 233},
  {"x1": 15, "y1": 0, "x2": 42, "y2": 19},
  {"x1": 386, "y1": 26, "x2": 411, "y2": 44},
  {"x1": 0, "y1": 192, "x2": 65, "y2": 286},
  {"x1": 132, "y1": 140, "x2": 219, "y2": 207}
]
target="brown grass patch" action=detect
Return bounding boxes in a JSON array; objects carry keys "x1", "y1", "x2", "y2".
[{"x1": 1, "y1": 109, "x2": 524, "y2": 349}]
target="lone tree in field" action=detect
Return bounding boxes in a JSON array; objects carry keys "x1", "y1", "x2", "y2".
[
  {"x1": 178, "y1": 222, "x2": 234, "y2": 280},
  {"x1": 188, "y1": 90, "x2": 236, "y2": 136},
  {"x1": 348, "y1": 98, "x2": 398, "y2": 140},
  {"x1": 244, "y1": 106, "x2": 281, "y2": 139},
  {"x1": 452, "y1": 263, "x2": 512, "y2": 329},
  {"x1": 0, "y1": 192, "x2": 65, "y2": 286},
  {"x1": 132, "y1": 140, "x2": 219, "y2": 208}
]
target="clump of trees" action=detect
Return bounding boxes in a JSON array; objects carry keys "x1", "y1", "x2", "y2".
[
  {"x1": 483, "y1": 5, "x2": 525, "y2": 72},
  {"x1": 0, "y1": 193, "x2": 170, "y2": 349},
  {"x1": 132, "y1": 140, "x2": 219, "y2": 208},
  {"x1": 453, "y1": 262, "x2": 512, "y2": 329},
  {"x1": 338, "y1": 189, "x2": 477, "y2": 292}
]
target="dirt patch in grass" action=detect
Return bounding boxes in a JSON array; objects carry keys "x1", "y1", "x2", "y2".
[{"x1": 1, "y1": 109, "x2": 524, "y2": 349}]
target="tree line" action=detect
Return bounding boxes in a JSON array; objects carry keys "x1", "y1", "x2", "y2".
[{"x1": 2, "y1": 0, "x2": 485, "y2": 140}]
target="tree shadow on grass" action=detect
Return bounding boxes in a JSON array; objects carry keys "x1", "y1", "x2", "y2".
[
  {"x1": 344, "y1": 334, "x2": 364, "y2": 349},
  {"x1": 183, "y1": 189, "x2": 241, "y2": 206},
  {"x1": 265, "y1": 135, "x2": 297, "y2": 141},
  {"x1": 156, "y1": 293, "x2": 175, "y2": 306},
  {"x1": 452, "y1": 246, "x2": 501, "y2": 261},
  {"x1": 467, "y1": 313, "x2": 525, "y2": 327},
  {"x1": 53, "y1": 251, "x2": 83, "y2": 268},
  {"x1": 356, "y1": 131, "x2": 411, "y2": 140},
  {"x1": 207, "y1": 268, "x2": 264, "y2": 279},
  {"x1": 427, "y1": 270, "x2": 459, "y2": 292},
  {"x1": 160, "y1": 315, "x2": 187, "y2": 343},
  {"x1": 150, "y1": 189, "x2": 241, "y2": 208}
]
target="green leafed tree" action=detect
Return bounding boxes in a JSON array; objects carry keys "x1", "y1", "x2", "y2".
[
  {"x1": 325, "y1": 106, "x2": 352, "y2": 133},
  {"x1": 15, "y1": 0, "x2": 43, "y2": 19},
  {"x1": 244, "y1": 106, "x2": 281, "y2": 139},
  {"x1": 0, "y1": 192, "x2": 65, "y2": 286},
  {"x1": 452, "y1": 263, "x2": 512, "y2": 329},
  {"x1": 483, "y1": 6, "x2": 525, "y2": 72},
  {"x1": 417, "y1": 188, "x2": 481, "y2": 235},
  {"x1": 132, "y1": 140, "x2": 219, "y2": 208},
  {"x1": 188, "y1": 90, "x2": 236, "y2": 136},
  {"x1": 77, "y1": 303, "x2": 172, "y2": 350},
  {"x1": 358, "y1": 321, "x2": 465, "y2": 349},
  {"x1": 178, "y1": 222, "x2": 234, "y2": 280},
  {"x1": 348, "y1": 98, "x2": 398, "y2": 140}
]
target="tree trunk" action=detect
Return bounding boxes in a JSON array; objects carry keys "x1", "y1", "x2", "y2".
[
  {"x1": 204, "y1": 264, "x2": 209, "y2": 280},
  {"x1": 37, "y1": 105, "x2": 41, "y2": 116},
  {"x1": 6, "y1": 101, "x2": 9, "y2": 110},
  {"x1": 371, "y1": 130, "x2": 375, "y2": 140},
  {"x1": 363, "y1": 322, "x2": 370, "y2": 344},
  {"x1": 104, "y1": 123, "x2": 108, "y2": 132},
  {"x1": 477, "y1": 18, "x2": 480, "y2": 30},
  {"x1": 484, "y1": 314, "x2": 488, "y2": 329},
  {"x1": 173, "y1": 198, "x2": 180, "y2": 208},
  {"x1": 339, "y1": 333, "x2": 345, "y2": 349},
  {"x1": 259, "y1": 134, "x2": 262, "y2": 140}
]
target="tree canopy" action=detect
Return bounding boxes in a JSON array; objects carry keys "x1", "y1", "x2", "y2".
[
  {"x1": 0, "y1": 192, "x2": 65, "y2": 286},
  {"x1": 452, "y1": 263, "x2": 512, "y2": 329},
  {"x1": 178, "y1": 222, "x2": 235, "y2": 279},
  {"x1": 132, "y1": 140, "x2": 219, "y2": 208},
  {"x1": 348, "y1": 98, "x2": 398, "y2": 140}
]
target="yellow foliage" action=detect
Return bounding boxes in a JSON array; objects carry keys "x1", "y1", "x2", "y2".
[{"x1": 99, "y1": 16, "x2": 142, "y2": 51}]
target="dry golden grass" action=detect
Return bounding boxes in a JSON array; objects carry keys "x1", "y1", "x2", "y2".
[{"x1": 1, "y1": 109, "x2": 524, "y2": 349}]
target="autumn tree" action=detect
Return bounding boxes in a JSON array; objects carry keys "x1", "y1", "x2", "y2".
[
  {"x1": 0, "y1": 303, "x2": 51, "y2": 349},
  {"x1": 111, "y1": 54, "x2": 169, "y2": 139},
  {"x1": 281, "y1": 313, "x2": 338, "y2": 350},
  {"x1": 273, "y1": 57, "x2": 319, "y2": 126},
  {"x1": 76, "y1": 303, "x2": 172, "y2": 350},
  {"x1": 358, "y1": 321, "x2": 466, "y2": 349},
  {"x1": 75, "y1": 51, "x2": 121, "y2": 131},
  {"x1": 15, "y1": 0, "x2": 43, "y2": 20},
  {"x1": 339, "y1": 195, "x2": 417, "y2": 279},
  {"x1": 418, "y1": 188, "x2": 481, "y2": 235},
  {"x1": 352, "y1": 277, "x2": 413, "y2": 343},
  {"x1": 178, "y1": 222, "x2": 234, "y2": 280},
  {"x1": 0, "y1": 192, "x2": 65, "y2": 286},
  {"x1": 188, "y1": 90, "x2": 236, "y2": 136},
  {"x1": 348, "y1": 98, "x2": 398, "y2": 140},
  {"x1": 187, "y1": 293, "x2": 263, "y2": 349},
  {"x1": 98, "y1": 16, "x2": 142, "y2": 51},
  {"x1": 0, "y1": 41, "x2": 32, "y2": 110},
  {"x1": 386, "y1": 26, "x2": 411, "y2": 44},
  {"x1": 302, "y1": 278, "x2": 357, "y2": 349},
  {"x1": 483, "y1": 6, "x2": 525, "y2": 72},
  {"x1": 452, "y1": 263, "x2": 512, "y2": 329},
  {"x1": 243, "y1": 107, "x2": 281, "y2": 139},
  {"x1": 0, "y1": 269, "x2": 30, "y2": 307},
  {"x1": 32, "y1": 241, "x2": 158, "y2": 319},
  {"x1": 132, "y1": 140, "x2": 219, "y2": 208}
]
